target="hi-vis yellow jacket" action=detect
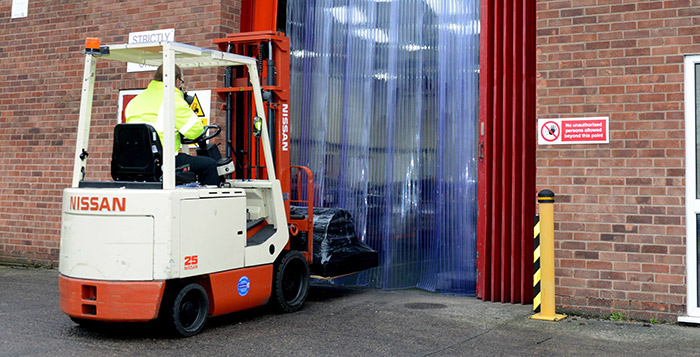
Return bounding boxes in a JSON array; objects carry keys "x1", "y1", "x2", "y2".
[{"x1": 125, "y1": 80, "x2": 203, "y2": 152}]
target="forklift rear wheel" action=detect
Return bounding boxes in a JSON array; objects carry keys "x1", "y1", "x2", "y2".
[
  {"x1": 165, "y1": 283, "x2": 209, "y2": 337},
  {"x1": 270, "y1": 250, "x2": 310, "y2": 313}
]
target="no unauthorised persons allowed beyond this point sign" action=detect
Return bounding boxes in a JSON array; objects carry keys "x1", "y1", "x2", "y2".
[{"x1": 537, "y1": 117, "x2": 609, "y2": 145}]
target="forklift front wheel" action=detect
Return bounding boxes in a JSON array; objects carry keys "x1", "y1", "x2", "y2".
[
  {"x1": 165, "y1": 283, "x2": 209, "y2": 337},
  {"x1": 270, "y1": 250, "x2": 310, "y2": 313}
]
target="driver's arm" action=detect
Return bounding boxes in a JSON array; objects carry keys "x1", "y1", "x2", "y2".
[{"x1": 174, "y1": 94, "x2": 204, "y2": 139}]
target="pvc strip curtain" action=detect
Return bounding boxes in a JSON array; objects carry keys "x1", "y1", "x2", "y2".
[{"x1": 287, "y1": 0, "x2": 479, "y2": 294}]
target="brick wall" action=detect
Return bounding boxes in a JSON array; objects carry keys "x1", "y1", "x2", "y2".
[
  {"x1": 536, "y1": 0, "x2": 700, "y2": 321},
  {"x1": 0, "y1": 0, "x2": 241, "y2": 266}
]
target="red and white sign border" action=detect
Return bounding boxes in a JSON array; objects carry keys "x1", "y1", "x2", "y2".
[{"x1": 537, "y1": 116, "x2": 609, "y2": 145}]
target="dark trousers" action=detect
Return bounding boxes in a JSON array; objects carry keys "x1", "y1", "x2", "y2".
[{"x1": 176, "y1": 153, "x2": 219, "y2": 186}]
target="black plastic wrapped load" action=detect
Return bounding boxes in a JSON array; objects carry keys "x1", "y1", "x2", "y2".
[{"x1": 291, "y1": 206, "x2": 379, "y2": 277}]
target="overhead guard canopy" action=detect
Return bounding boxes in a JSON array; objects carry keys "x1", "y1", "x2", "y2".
[
  {"x1": 74, "y1": 40, "x2": 274, "y2": 190},
  {"x1": 101, "y1": 41, "x2": 257, "y2": 69}
]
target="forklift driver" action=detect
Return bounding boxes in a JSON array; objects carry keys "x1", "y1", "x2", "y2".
[{"x1": 125, "y1": 64, "x2": 219, "y2": 186}]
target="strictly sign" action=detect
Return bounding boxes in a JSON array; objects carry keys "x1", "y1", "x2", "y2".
[
  {"x1": 127, "y1": 28, "x2": 175, "y2": 73},
  {"x1": 537, "y1": 117, "x2": 609, "y2": 145}
]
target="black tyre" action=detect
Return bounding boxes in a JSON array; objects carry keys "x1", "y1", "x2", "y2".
[
  {"x1": 164, "y1": 283, "x2": 209, "y2": 337},
  {"x1": 270, "y1": 250, "x2": 310, "y2": 313}
]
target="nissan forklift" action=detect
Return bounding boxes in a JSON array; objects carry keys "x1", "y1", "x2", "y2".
[
  {"x1": 59, "y1": 39, "x2": 314, "y2": 337},
  {"x1": 60, "y1": 33, "x2": 378, "y2": 336}
]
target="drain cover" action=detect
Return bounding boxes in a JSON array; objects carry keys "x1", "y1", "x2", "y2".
[{"x1": 404, "y1": 303, "x2": 447, "y2": 310}]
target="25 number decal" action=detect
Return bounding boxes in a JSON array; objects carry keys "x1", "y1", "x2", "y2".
[{"x1": 184, "y1": 255, "x2": 198, "y2": 266}]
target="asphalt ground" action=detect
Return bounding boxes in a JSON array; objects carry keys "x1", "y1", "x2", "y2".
[{"x1": 2, "y1": 265, "x2": 700, "y2": 356}]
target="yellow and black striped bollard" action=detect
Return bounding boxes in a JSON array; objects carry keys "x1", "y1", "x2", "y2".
[
  {"x1": 533, "y1": 215, "x2": 541, "y2": 313},
  {"x1": 530, "y1": 189, "x2": 566, "y2": 322}
]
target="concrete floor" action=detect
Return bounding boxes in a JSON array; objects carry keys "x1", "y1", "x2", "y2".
[{"x1": 2, "y1": 265, "x2": 700, "y2": 356}]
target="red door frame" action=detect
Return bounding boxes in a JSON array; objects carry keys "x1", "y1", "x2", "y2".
[{"x1": 477, "y1": 0, "x2": 537, "y2": 303}]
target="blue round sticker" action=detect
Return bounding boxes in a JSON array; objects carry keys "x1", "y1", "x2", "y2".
[{"x1": 238, "y1": 276, "x2": 250, "y2": 296}]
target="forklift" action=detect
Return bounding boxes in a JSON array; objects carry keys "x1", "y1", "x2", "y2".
[
  {"x1": 59, "y1": 38, "x2": 317, "y2": 337},
  {"x1": 60, "y1": 32, "x2": 377, "y2": 336}
]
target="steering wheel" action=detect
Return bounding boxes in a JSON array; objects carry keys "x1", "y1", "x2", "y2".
[{"x1": 181, "y1": 125, "x2": 221, "y2": 144}]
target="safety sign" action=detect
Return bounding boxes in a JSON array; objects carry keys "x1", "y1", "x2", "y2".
[
  {"x1": 126, "y1": 28, "x2": 175, "y2": 73},
  {"x1": 11, "y1": 0, "x2": 28, "y2": 18},
  {"x1": 537, "y1": 117, "x2": 608, "y2": 145},
  {"x1": 188, "y1": 91, "x2": 211, "y2": 130},
  {"x1": 189, "y1": 94, "x2": 206, "y2": 117}
]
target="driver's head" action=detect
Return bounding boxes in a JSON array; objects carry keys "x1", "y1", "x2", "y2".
[{"x1": 154, "y1": 64, "x2": 183, "y2": 82}]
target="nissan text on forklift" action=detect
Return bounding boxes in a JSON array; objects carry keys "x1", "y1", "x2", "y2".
[{"x1": 58, "y1": 37, "x2": 378, "y2": 337}]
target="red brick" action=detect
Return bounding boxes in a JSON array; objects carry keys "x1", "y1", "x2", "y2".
[
  {"x1": 601, "y1": 271, "x2": 627, "y2": 280},
  {"x1": 588, "y1": 280, "x2": 613, "y2": 289},
  {"x1": 613, "y1": 281, "x2": 641, "y2": 291},
  {"x1": 628, "y1": 273, "x2": 655, "y2": 282},
  {"x1": 656, "y1": 274, "x2": 684, "y2": 284},
  {"x1": 587, "y1": 260, "x2": 613, "y2": 270},
  {"x1": 642, "y1": 264, "x2": 670, "y2": 273}
]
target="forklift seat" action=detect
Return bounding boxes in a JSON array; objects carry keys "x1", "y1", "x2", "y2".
[{"x1": 110, "y1": 123, "x2": 163, "y2": 182}]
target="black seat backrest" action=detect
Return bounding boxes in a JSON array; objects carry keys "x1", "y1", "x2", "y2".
[{"x1": 111, "y1": 123, "x2": 163, "y2": 182}]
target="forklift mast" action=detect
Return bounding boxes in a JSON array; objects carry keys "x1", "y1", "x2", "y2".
[
  {"x1": 212, "y1": 33, "x2": 290, "y2": 188},
  {"x1": 239, "y1": 0, "x2": 283, "y2": 33},
  {"x1": 212, "y1": 0, "x2": 288, "y2": 185},
  {"x1": 213, "y1": 30, "x2": 313, "y2": 256}
]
